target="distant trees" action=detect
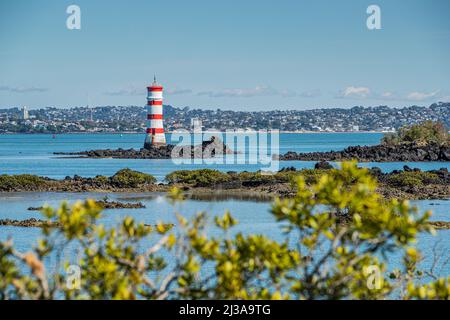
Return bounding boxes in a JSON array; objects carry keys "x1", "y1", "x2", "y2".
[
  {"x1": 1, "y1": 162, "x2": 449, "y2": 300},
  {"x1": 382, "y1": 121, "x2": 450, "y2": 146}
]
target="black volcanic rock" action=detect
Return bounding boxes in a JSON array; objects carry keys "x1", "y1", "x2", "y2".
[
  {"x1": 54, "y1": 136, "x2": 235, "y2": 159},
  {"x1": 279, "y1": 143, "x2": 450, "y2": 162},
  {"x1": 0, "y1": 218, "x2": 61, "y2": 228},
  {"x1": 315, "y1": 161, "x2": 334, "y2": 170}
]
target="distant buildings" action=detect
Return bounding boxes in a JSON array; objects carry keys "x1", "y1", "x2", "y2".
[
  {"x1": 191, "y1": 118, "x2": 203, "y2": 132},
  {"x1": 0, "y1": 102, "x2": 448, "y2": 134},
  {"x1": 21, "y1": 106, "x2": 29, "y2": 120}
]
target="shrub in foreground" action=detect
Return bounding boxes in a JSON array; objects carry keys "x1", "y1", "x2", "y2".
[{"x1": 0, "y1": 162, "x2": 449, "y2": 300}]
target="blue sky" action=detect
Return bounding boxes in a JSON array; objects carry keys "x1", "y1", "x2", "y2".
[{"x1": 0, "y1": 0, "x2": 449, "y2": 110}]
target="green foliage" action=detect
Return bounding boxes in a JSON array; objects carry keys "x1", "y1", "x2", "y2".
[
  {"x1": 165, "y1": 168, "x2": 332, "y2": 187},
  {"x1": 165, "y1": 169, "x2": 231, "y2": 187},
  {"x1": 110, "y1": 169, "x2": 156, "y2": 188},
  {"x1": 295, "y1": 169, "x2": 330, "y2": 185},
  {"x1": 407, "y1": 277, "x2": 450, "y2": 299},
  {"x1": 386, "y1": 171, "x2": 440, "y2": 188},
  {"x1": 0, "y1": 162, "x2": 448, "y2": 300},
  {"x1": 382, "y1": 120, "x2": 450, "y2": 146},
  {"x1": 236, "y1": 171, "x2": 276, "y2": 183},
  {"x1": 381, "y1": 133, "x2": 401, "y2": 146},
  {"x1": 0, "y1": 174, "x2": 48, "y2": 191},
  {"x1": 93, "y1": 175, "x2": 109, "y2": 184}
]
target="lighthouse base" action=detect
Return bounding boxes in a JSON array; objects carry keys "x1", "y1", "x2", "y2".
[
  {"x1": 144, "y1": 134, "x2": 166, "y2": 150},
  {"x1": 144, "y1": 142, "x2": 167, "y2": 150}
]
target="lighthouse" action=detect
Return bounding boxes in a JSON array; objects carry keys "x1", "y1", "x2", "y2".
[{"x1": 144, "y1": 76, "x2": 166, "y2": 149}]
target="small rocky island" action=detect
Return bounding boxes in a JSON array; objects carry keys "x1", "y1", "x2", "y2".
[
  {"x1": 0, "y1": 218, "x2": 61, "y2": 228},
  {"x1": 279, "y1": 142, "x2": 450, "y2": 162},
  {"x1": 280, "y1": 121, "x2": 450, "y2": 162},
  {"x1": 54, "y1": 136, "x2": 235, "y2": 159},
  {"x1": 1, "y1": 165, "x2": 448, "y2": 200},
  {"x1": 27, "y1": 199, "x2": 145, "y2": 210}
]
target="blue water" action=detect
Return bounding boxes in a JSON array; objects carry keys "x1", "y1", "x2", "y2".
[
  {"x1": 0, "y1": 133, "x2": 448, "y2": 181},
  {"x1": 0, "y1": 133, "x2": 449, "y2": 282},
  {"x1": 0, "y1": 192, "x2": 448, "y2": 279}
]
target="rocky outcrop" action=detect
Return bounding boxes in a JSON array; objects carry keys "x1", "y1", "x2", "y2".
[
  {"x1": 0, "y1": 219, "x2": 174, "y2": 230},
  {"x1": 54, "y1": 136, "x2": 235, "y2": 159},
  {"x1": 429, "y1": 221, "x2": 450, "y2": 230},
  {"x1": 279, "y1": 143, "x2": 450, "y2": 162},
  {"x1": 0, "y1": 218, "x2": 60, "y2": 228},
  {"x1": 0, "y1": 169, "x2": 164, "y2": 193},
  {"x1": 95, "y1": 200, "x2": 145, "y2": 209},
  {"x1": 1, "y1": 163, "x2": 449, "y2": 200},
  {"x1": 28, "y1": 200, "x2": 146, "y2": 210},
  {"x1": 315, "y1": 161, "x2": 334, "y2": 170}
]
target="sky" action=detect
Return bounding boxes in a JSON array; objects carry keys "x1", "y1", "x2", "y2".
[{"x1": 0, "y1": 0, "x2": 449, "y2": 110}]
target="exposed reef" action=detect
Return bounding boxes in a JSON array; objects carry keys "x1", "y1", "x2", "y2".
[
  {"x1": 428, "y1": 221, "x2": 450, "y2": 230},
  {"x1": 0, "y1": 218, "x2": 175, "y2": 230},
  {"x1": 1, "y1": 164, "x2": 449, "y2": 200},
  {"x1": 0, "y1": 168, "x2": 163, "y2": 193},
  {"x1": 28, "y1": 199, "x2": 145, "y2": 211},
  {"x1": 0, "y1": 218, "x2": 60, "y2": 228},
  {"x1": 54, "y1": 136, "x2": 235, "y2": 159},
  {"x1": 2, "y1": 218, "x2": 447, "y2": 230},
  {"x1": 166, "y1": 165, "x2": 450, "y2": 201},
  {"x1": 279, "y1": 143, "x2": 450, "y2": 162}
]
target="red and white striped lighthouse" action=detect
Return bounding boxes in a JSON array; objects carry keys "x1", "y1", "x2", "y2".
[{"x1": 144, "y1": 76, "x2": 166, "y2": 149}]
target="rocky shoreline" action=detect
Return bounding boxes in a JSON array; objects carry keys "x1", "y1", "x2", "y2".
[
  {"x1": 1, "y1": 165, "x2": 449, "y2": 200},
  {"x1": 184, "y1": 180, "x2": 450, "y2": 201},
  {"x1": 0, "y1": 218, "x2": 175, "y2": 229},
  {"x1": 54, "y1": 136, "x2": 236, "y2": 159},
  {"x1": 0, "y1": 168, "x2": 165, "y2": 193},
  {"x1": 27, "y1": 199, "x2": 145, "y2": 211},
  {"x1": 1, "y1": 217, "x2": 448, "y2": 230},
  {"x1": 0, "y1": 218, "x2": 61, "y2": 228},
  {"x1": 279, "y1": 143, "x2": 450, "y2": 162}
]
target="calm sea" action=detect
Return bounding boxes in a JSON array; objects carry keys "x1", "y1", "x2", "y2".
[
  {"x1": 0, "y1": 133, "x2": 448, "y2": 180},
  {"x1": 0, "y1": 133, "x2": 449, "y2": 278}
]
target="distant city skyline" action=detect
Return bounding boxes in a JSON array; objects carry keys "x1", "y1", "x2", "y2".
[{"x1": 1, "y1": 0, "x2": 450, "y2": 110}]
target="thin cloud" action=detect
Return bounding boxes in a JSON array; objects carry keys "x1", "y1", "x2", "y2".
[
  {"x1": 104, "y1": 87, "x2": 143, "y2": 96},
  {"x1": 300, "y1": 89, "x2": 321, "y2": 98},
  {"x1": 0, "y1": 85, "x2": 48, "y2": 93},
  {"x1": 279, "y1": 89, "x2": 297, "y2": 98},
  {"x1": 197, "y1": 85, "x2": 301, "y2": 98},
  {"x1": 105, "y1": 86, "x2": 192, "y2": 96},
  {"x1": 165, "y1": 88, "x2": 192, "y2": 95},
  {"x1": 335, "y1": 87, "x2": 444, "y2": 102},
  {"x1": 406, "y1": 90, "x2": 440, "y2": 102},
  {"x1": 337, "y1": 86, "x2": 372, "y2": 99},
  {"x1": 380, "y1": 91, "x2": 397, "y2": 99}
]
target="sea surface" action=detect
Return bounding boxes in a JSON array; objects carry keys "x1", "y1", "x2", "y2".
[
  {"x1": 0, "y1": 133, "x2": 449, "y2": 280},
  {"x1": 0, "y1": 192, "x2": 448, "y2": 278},
  {"x1": 0, "y1": 133, "x2": 448, "y2": 180}
]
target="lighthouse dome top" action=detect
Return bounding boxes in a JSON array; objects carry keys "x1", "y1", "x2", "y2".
[{"x1": 147, "y1": 75, "x2": 163, "y2": 91}]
